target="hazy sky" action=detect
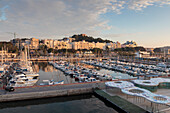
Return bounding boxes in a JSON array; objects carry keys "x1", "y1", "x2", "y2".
[{"x1": 0, "y1": 0, "x2": 170, "y2": 47}]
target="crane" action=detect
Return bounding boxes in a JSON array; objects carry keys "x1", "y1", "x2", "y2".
[{"x1": 6, "y1": 32, "x2": 17, "y2": 39}]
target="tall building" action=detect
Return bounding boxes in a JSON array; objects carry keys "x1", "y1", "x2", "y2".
[
  {"x1": 88, "y1": 42, "x2": 95, "y2": 49},
  {"x1": 115, "y1": 41, "x2": 121, "y2": 48},
  {"x1": 72, "y1": 40, "x2": 89, "y2": 50},
  {"x1": 95, "y1": 42, "x2": 106, "y2": 49},
  {"x1": 11, "y1": 38, "x2": 21, "y2": 49},
  {"x1": 160, "y1": 46, "x2": 170, "y2": 55},
  {"x1": 11, "y1": 38, "x2": 39, "y2": 50},
  {"x1": 105, "y1": 41, "x2": 121, "y2": 50},
  {"x1": 42, "y1": 39, "x2": 54, "y2": 48},
  {"x1": 54, "y1": 40, "x2": 72, "y2": 50},
  {"x1": 53, "y1": 40, "x2": 60, "y2": 49},
  {"x1": 30, "y1": 38, "x2": 39, "y2": 49}
]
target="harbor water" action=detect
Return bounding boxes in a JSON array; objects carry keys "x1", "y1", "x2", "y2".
[
  {"x1": 0, "y1": 94, "x2": 118, "y2": 113},
  {"x1": 0, "y1": 61, "x2": 169, "y2": 113},
  {"x1": 33, "y1": 61, "x2": 135, "y2": 86},
  {"x1": 33, "y1": 62, "x2": 75, "y2": 85}
]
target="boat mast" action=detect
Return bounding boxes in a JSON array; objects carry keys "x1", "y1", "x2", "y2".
[
  {"x1": 27, "y1": 45, "x2": 31, "y2": 65},
  {"x1": 4, "y1": 45, "x2": 6, "y2": 63},
  {"x1": 1, "y1": 47, "x2": 3, "y2": 64},
  {"x1": 164, "y1": 48, "x2": 165, "y2": 63},
  {"x1": 25, "y1": 46, "x2": 28, "y2": 67},
  {"x1": 7, "y1": 47, "x2": 8, "y2": 62},
  {"x1": 53, "y1": 40, "x2": 54, "y2": 62}
]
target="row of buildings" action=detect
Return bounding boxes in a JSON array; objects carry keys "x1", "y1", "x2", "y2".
[
  {"x1": 135, "y1": 47, "x2": 170, "y2": 58},
  {"x1": 10, "y1": 37, "x2": 137, "y2": 50}
]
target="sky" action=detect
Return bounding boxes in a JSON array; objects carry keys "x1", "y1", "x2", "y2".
[{"x1": 0, "y1": 0, "x2": 170, "y2": 48}]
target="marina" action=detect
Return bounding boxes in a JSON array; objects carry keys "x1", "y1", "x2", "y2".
[
  {"x1": 0, "y1": 34, "x2": 169, "y2": 113},
  {"x1": 0, "y1": 58, "x2": 169, "y2": 112},
  {"x1": 82, "y1": 59, "x2": 169, "y2": 78},
  {"x1": 0, "y1": 0, "x2": 170, "y2": 112}
]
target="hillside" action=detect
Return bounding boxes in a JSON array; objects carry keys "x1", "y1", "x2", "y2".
[{"x1": 71, "y1": 34, "x2": 112, "y2": 43}]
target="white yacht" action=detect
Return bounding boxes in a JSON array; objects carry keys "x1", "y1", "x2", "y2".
[
  {"x1": 40, "y1": 80, "x2": 64, "y2": 85},
  {"x1": 8, "y1": 74, "x2": 39, "y2": 87},
  {"x1": 157, "y1": 62, "x2": 167, "y2": 68},
  {"x1": 0, "y1": 66, "x2": 4, "y2": 73}
]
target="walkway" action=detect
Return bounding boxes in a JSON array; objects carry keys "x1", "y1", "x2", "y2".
[{"x1": 94, "y1": 90, "x2": 148, "y2": 113}]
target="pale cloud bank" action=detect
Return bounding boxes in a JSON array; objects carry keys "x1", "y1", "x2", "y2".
[{"x1": 0, "y1": 0, "x2": 170, "y2": 40}]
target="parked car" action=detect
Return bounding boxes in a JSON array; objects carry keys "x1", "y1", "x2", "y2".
[{"x1": 5, "y1": 86, "x2": 15, "y2": 92}]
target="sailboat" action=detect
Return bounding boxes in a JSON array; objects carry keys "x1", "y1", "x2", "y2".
[
  {"x1": 21, "y1": 46, "x2": 39, "y2": 77},
  {"x1": 8, "y1": 46, "x2": 39, "y2": 87},
  {"x1": 0, "y1": 47, "x2": 5, "y2": 74},
  {"x1": 40, "y1": 53, "x2": 64, "y2": 86}
]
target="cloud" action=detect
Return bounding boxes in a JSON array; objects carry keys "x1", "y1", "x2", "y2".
[
  {"x1": 0, "y1": 0, "x2": 170, "y2": 40},
  {"x1": 127, "y1": 0, "x2": 170, "y2": 10},
  {"x1": 103, "y1": 32, "x2": 143, "y2": 38},
  {"x1": 0, "y1": 0, "x2": 116, "y2": 39},
  {"x1": 109, "y1": 0, "x2": 170, "y2": 12},
  {"x1": 0, "y1": 5, "x2": 9, "y2": 21}
]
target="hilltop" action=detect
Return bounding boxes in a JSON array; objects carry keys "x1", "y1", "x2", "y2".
[{"x1": 71, "y1": 34, "x2": 113, "y2": 43}]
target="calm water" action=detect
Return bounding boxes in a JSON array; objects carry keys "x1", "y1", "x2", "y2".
[
  {"x1": 0, "y1": 94, "x2": 117, "y2": 113},
  {"x1": 0, "y1": 62, "x2": 167, "y2": 113},
  {"x1": 33, "y1": 62, "x2": 75, "y2": 85},
  {"x1": 34, "y1": 62, "x2": 135, "y2": 86},
  {"x1": 0, "y1": 62, "x2": 119, "y2": 113},
  {"x1": 81, "y1": 63, "x2": 136, "y2": 79}
]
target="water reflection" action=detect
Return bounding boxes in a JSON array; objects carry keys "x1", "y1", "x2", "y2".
[
  {"x1": 0, "y1": 94, "x2": 93, "y2": 109},
  {"x1": 33, "y1": 62, "x2": 75, "y2": 85},
  {"x1": 0, "y1": 94, "x2": 118, "y2": 113},
  {"x1": 33, "y1": 61, "x2": 135, "y2": 85},
  {"x1": 81, "y1": 63, "x2": 136, "y2": 79}
]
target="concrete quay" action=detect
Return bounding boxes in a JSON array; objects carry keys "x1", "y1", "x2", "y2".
[
  {"x1": 0, "y1": 82, "x2": 105, "y2": 102},
  {"x1": 94, "y1": 90, "x2": 149, "y2": 113}
]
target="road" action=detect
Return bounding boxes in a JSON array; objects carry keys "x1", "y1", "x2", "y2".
[{"x1": 0, "y1": 82, "x2": 105, "y2": 95}]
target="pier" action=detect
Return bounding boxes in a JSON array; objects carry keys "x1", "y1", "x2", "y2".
[
  {"x1": 94, "y1": 90, "x2": 149, "y2": 113},
  {"x1": 0, "y1": 57, "x2": 110, "y2": 62},
  {"x1": 0, "y1": 82, "x2": 105, "y2": 102},
  {"x1": 1, "y1": 56, "x2": 169, "y2": 66},
  {"x1": 0, "y1": 79, "x2": 169, "y2": 112}
]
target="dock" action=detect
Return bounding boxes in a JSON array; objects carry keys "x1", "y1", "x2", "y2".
[
  {"x1": 0, "y1": 57, "x2": 110, "y2": 62},
  {"x1": 0, "y1": 81, "x2": 168, "y2": 112},
  {"x1": 94, "y1": 90, "x2": 149, "y2": 113},
  {"x1": 0, "y1": 82, "x2": 105, "y2": 102}
]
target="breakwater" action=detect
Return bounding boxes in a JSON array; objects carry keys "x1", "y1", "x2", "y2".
[{"x1": 0, "y1": 82, "x2": 105, "y2": 102}]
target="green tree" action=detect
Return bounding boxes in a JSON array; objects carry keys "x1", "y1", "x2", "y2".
[
  {"x1": 72, "y1": 34, "x2": 113, "y2": 43},
  {"x1": 48, "y1": 48, "x2": 53, "y2": 53},
  {"x1": 0, "y1": 42, "x2": 19, "y2": 54}
]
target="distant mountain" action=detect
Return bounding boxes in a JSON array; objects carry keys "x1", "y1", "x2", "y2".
[{"x1": 71, "y1": 34, "x2": 113, "y2": 43}]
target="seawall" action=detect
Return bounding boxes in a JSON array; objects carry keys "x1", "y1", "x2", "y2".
[
  {"x1": 0, "y1": 88, "x2": 93, "y2": 102},
  {"x1": 0, "y1": 82, "x2": 105, "y2": 102}
]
